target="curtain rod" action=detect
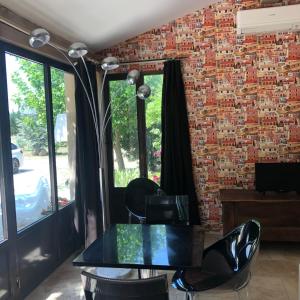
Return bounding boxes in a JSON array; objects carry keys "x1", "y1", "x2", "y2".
[
  {"x1": 119, "y1": 56, "x2": 189, "y2": 65},
  {"x1": 0, "y1": 18, "x2": 69, "y2": 53}
]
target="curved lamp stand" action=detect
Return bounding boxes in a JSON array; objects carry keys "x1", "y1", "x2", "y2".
[{"x1": 29, "y1": 28, "x2": 152, "y2": 232}]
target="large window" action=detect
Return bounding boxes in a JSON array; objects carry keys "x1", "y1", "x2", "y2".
[
  {"x1": 0, "y1": 41, "x2": 78, "y2": 298},
  {"x1": 4, "y1": 51, "x2": 75, "y2": 232},
  {"x1": 108, "y1": 73, "x2": 163, "y2": 187},
  {"x1": 6, "y1": 53, "x2": 52, "y2": 231}
]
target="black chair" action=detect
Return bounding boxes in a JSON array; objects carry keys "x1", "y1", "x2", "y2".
[
  {"x1": 81, "y1": 271, "x2": 169, "y2": 300},
  {"x1": 125, "y1": 178, "x2": 161, "y2": 223},
  {"x1": 172, "y1": 219, "x2": 261, "y2": 300},
  {"x1": 145, "y1": 195, "x2": 189, "y2": 225}
]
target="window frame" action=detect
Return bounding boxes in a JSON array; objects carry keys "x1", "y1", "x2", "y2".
[
  {"x1": 104, "y1": 70, "x2": 163, "y2": 189},
  {"x1": 0, "y1": 40, "x2": 75, "y2": 242}
]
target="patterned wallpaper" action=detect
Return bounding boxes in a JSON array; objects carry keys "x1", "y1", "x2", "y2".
[{"x1": 98, "y1": 0, "x2": 300, "y2": 228}]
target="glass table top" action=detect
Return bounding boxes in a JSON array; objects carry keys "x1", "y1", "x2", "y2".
[{"x1": 73, "y1": 224, "x2": 204, "y2": 270}]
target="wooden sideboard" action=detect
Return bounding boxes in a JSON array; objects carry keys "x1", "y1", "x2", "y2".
[{"x1": 220, "y1": 189, "x2": 300, "y2": 242}]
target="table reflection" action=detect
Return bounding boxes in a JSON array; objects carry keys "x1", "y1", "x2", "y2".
[
  {"x1": 116, "y1": 224, "x2": 143, "y2": 264},
  {"x1": 116, "y1": 225, "x2": 169, "y2": 266},
  {"x1": 76, "y1": 224, "x2": 204, "y2": 270},
  {"x1": 150, "y1": 226, "x2": 169, "y2": 265}
]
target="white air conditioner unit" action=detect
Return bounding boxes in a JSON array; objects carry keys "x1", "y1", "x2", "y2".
[{"x1": 236, "y1": 4, "x2": 300, "y2": 34}]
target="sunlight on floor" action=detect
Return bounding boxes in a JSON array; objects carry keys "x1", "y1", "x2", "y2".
[{"x1": 46, "y1": 292, "x2": 63, "y2": 300}]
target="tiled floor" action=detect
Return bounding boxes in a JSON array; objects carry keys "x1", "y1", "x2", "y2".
[{"x1": 26, "y1": 233, "x2": 299, "y2": 300}]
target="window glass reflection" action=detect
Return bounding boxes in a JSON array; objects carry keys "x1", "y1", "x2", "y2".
[
  {"x1": 150, "y1": 225, "x2": 169, "y2": 265},
  {"x1": 116, "y1": 224, "x2": 143, "y2": 264},
  {"x1": 6, "y1": 53, "x2": 53, "y2": 231}
]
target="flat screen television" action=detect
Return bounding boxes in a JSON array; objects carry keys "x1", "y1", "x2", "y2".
[{"x1": 255, "y1": 163, "x2": 300, "y2": 193}]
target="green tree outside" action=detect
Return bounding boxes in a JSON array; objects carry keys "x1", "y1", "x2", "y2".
[
  {"x1": 10, "y1": 55, "x2": 163, "y2": 186},
  {"x1": 145, "y1": 74, "x2": 163, "y2": 174},
  {"x1": 11, "y1": 56, "x2": 66, "y2": 155},
  {"x1": 110, "y1": 74, "x2": 163, "y2": 187}
]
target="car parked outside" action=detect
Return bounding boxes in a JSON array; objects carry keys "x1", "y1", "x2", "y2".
[
  {"x1": 14, "y1": 173, "x2": 50, "y2": 230},
  {"x1": 0, "y1": 172, "x2": 51, "y2": 235},
  {"x1": 11, "y1": 143, "x2": 24, "y2": 173}
]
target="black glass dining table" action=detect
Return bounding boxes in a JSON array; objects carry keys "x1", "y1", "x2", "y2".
[{"x1": 73, "y1": 224, "x2": 205, "y2": 270}]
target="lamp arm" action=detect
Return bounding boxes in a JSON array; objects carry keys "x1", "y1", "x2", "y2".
[
  {"x1": 98, "y1": 70, "x2": 108, "y2": 130},
  {"x1": 49, "y1": 44, "x2": 100, "y2": 153},
  {"x1": 97, "y1": 84, "x2": 129, "y2": 166},
  {"x1": 81, "y1": 57, "x2": 100, "y2": 130},
  {"x1": 97, "y1": 78, "x2": 126, "y2": 166},
  {"x1": 100, "y1": 84, "x2": 125, "y2": 140},
  {"x1": 98, "y1": 93, "x2": 138, "y2": 166},
  {"x1": 49, "y1": 44, "x2": 108, "y2": 229},
  {"x1": 100, "y1": 70, "x2": 108, "y2": 102}
]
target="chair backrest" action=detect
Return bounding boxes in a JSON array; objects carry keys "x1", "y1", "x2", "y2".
[
  {"x1": 125, "y1": 178, "x2": 160, "y2": 221},
  {"x1": 201, "y1": 219, "x2": 261, "y2": 290},
  {"x1": 81, "y1": 271, "x2": 169, "y2": 300},
  {"x1": 145, "y1": 195, "x2": 189, "y2": 225}
]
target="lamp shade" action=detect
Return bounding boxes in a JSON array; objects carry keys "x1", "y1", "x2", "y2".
[
  {"x1": 137, "y1": 84, "x2": 151, "y2": 100},
  {"x1": 101, "y1": 56, "x2": 119, "y2": 71},
  {"x1": 68, "y1": 42, "x2": 88, "y2": 58},
  {"x1": 127, "y1": 69, "x2": 140, "y2": 85},
  {"x1": 29, "y1": 28, "x2": 50, "y2": 48}
]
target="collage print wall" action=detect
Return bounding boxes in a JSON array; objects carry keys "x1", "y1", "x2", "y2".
[{"x1": 97, "y1": 0, "x2": 300, "y2": 228}]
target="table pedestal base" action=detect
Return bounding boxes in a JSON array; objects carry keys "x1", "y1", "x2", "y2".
[
  {"x1": 96, "y1": 267, "x2": 133, "y2": 279},
  {"x1": 139, "y1": 269, "x2": 159, "y2": 278}
]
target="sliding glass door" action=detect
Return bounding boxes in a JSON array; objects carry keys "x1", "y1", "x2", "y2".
[{"x1": 0, "y1": 41, "x2": 78, "y2": 299}]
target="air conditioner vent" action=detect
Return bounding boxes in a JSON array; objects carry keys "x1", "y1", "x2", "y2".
[{"x1": 237, "y1": 4, "x2": 300, "y2": 34}]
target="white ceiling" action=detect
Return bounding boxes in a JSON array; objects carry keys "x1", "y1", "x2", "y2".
[{"x1": 0, "y1": 0, "x2": 218, "y2": 52}]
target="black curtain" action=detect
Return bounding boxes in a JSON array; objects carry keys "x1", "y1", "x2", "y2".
[
  {"x1": 160, "y1": 60, "x2": 200, "y2": 224},
  {"x1": 74, "y1": 61, "x2": 102, "y2": 247}
]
